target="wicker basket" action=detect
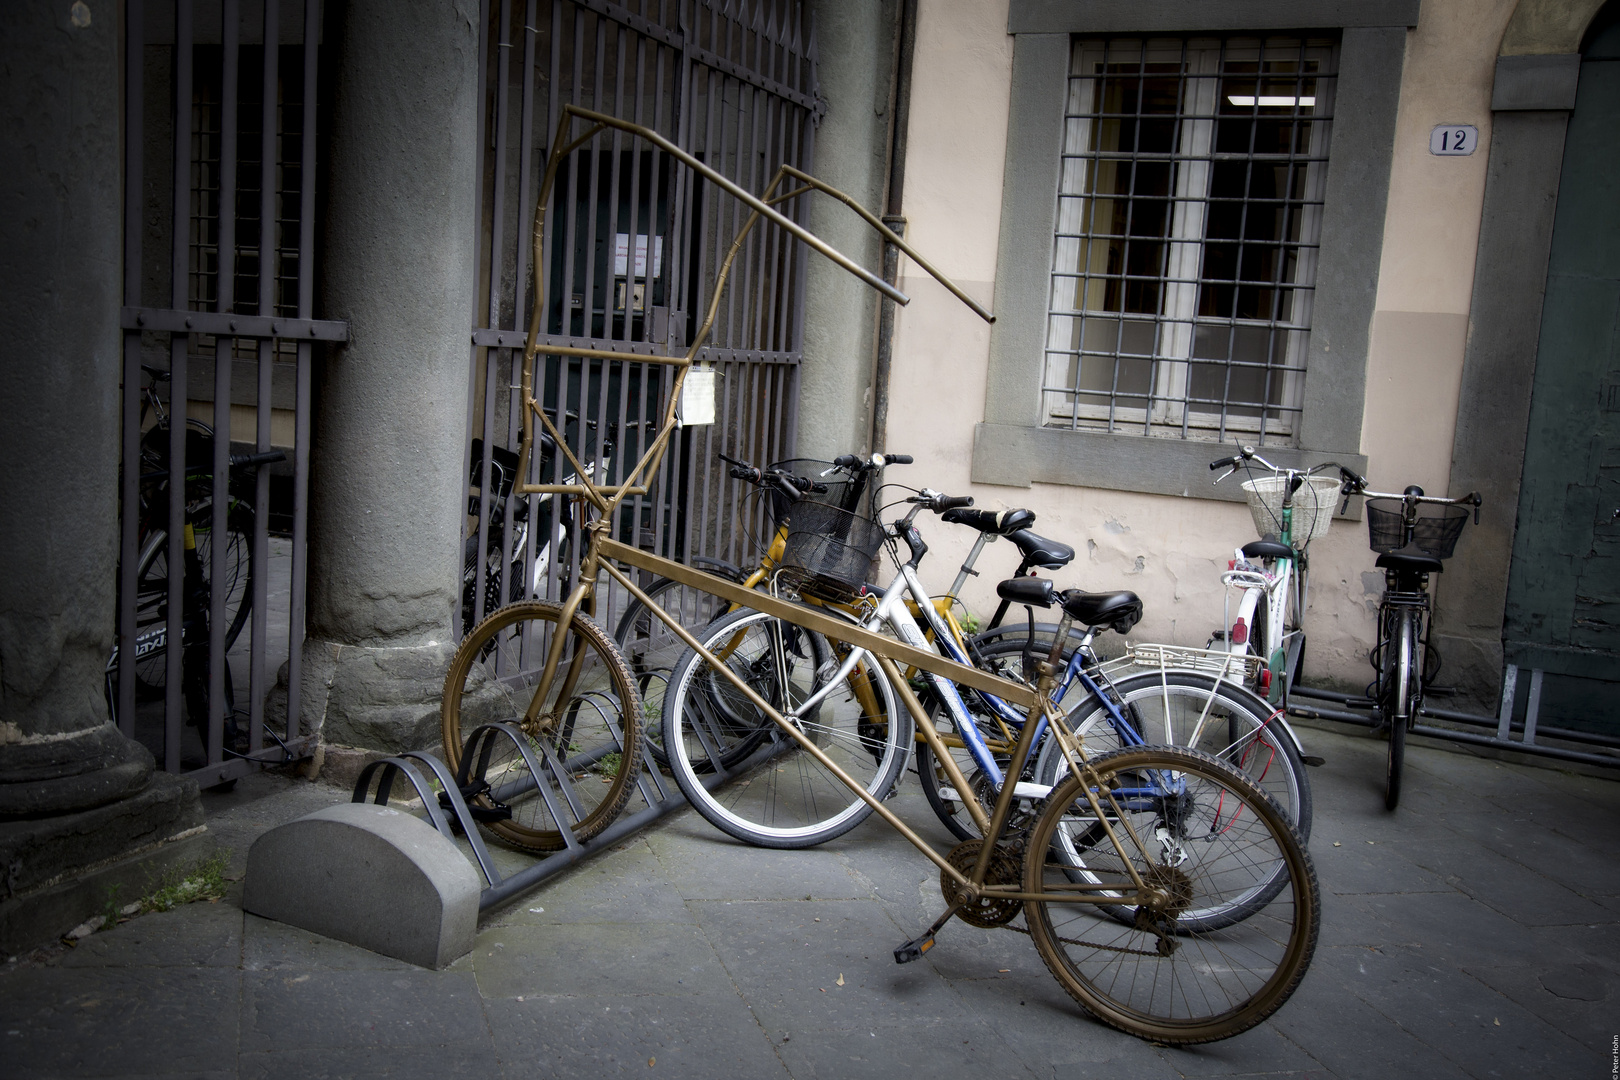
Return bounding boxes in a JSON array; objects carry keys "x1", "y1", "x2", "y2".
[
  {"x1": 1365, "y1": 498, "x2": 1471, "y2": 558},
  {"x1": 1240, "y1": 474, "x2": 1342, "y2": 544},
  {"x1": 777, "y1": 501, "x2": 887, "y2": 601}
]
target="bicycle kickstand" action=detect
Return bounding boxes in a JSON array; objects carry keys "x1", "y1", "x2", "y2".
[{"x1": 894, "y1": 901, "x2": 965, "y2": 964}]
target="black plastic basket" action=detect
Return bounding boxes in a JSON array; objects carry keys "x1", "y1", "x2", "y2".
[
  {"x1": 777, "y1": 501, "x2": 887, "y2": 601},
  {"x1": 468, "y1": 439, "x2": 521, "y2": 515},
  {"x1": 1365, "y1": 498, "x2": 1470, "y2": 558}
]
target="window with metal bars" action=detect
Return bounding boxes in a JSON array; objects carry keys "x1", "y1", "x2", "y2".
[
  {"x1": 187, "y1": 44, "x2": 306, "y2": 364},
  {"x1": 1043, "y1": 34, "x2": 1337, "y2": 445}
]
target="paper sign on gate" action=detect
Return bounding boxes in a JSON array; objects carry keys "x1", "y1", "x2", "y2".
[{"x1": 679, "y1": 367, "x2": 716, "y2": 426}]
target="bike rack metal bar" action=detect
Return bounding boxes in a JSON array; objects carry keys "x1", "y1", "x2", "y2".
[
  {"x1": 1290, "y1": 682, "x2": 1620, "y2": 769},
  {"x1": 355, "y1": 717, "x2": 720, "y2": 913}
]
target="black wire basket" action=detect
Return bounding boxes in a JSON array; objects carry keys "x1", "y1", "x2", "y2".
[
  {"x1": 1365, "y1": 498, "x2": 1471, "y2": 558},
  {"x1": 777, "y1": 501, "x2": 887, "y2": 602},
  {"x1": 764, "y1": 458, "x2": 856, "y2": 525}
]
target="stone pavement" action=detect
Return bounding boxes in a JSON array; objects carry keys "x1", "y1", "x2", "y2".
[{"x1": 1, "y1": 726, "x2": 1615, "y2": 1079}]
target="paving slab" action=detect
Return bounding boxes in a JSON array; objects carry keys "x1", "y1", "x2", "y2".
[
  {"x1": 483, "y1": 992, "x2": 790, "y2": 1080},
  {"x1": 1, "y1": 726, "x2": 1617, "y2": 1078}
]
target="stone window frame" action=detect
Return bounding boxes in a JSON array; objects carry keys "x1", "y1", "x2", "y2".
[{"x1": 972, "y1": 0, "x2": 1420, "y2": 501}]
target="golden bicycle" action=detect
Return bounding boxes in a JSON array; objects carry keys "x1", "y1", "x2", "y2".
[{"x1": 439, "y1": 105, "x2": 1319, "y2": 1045}]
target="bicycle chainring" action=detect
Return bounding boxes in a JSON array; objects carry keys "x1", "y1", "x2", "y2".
[{"x1": 941, "y1": 840, "x2": 1023, "y2": 928}]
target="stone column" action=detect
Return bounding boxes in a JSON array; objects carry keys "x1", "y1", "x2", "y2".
[
  {"x1": 0, "y1": 1, "x2": 204, "y2": 953},
  {"x1": 301, "y1": 0, "x2": 480, "y2": 753},
  {"x1": 796, "y1": 0, "x2": 897, "y2": 461}
]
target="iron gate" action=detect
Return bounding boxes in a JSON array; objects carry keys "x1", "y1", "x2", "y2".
[
  {"x1": 116, "y1": 0, "x2": 335, "y2": 786},
  {"x1": 463, "y1": 0, "x2": 819, "y2": 635}
]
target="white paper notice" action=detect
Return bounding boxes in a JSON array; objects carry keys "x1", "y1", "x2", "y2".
[{"x1": 679, "y1": 368, "x2": 716, "y2": 426}]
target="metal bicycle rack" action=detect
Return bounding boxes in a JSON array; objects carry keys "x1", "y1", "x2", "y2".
[
  {"x1": 351, "y1": 722, "x2": 689, "y2": 913},
  {"x1": 1288, "y1": 679, "x2": 1620, "y2": 770},
  {"x1": 346, "y1": 711, "x2": 802, "y2": 912}
]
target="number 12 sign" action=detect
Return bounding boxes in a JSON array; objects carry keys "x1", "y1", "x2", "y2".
[{"x1": 1430, "y1": 125, "x2": 1478, "y2": 155}]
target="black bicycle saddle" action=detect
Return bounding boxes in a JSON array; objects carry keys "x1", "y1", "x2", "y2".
[
  {"x1": 1375, "y1": 548, "x2": 1444, "y2": 574},
  {"x1": 1007, "y1": 529, "x2": 1076, "y2": 570},
  {"x1": 994, "y1": 578, "x2": 1143, "y2": 634},
  {"x1": 941, "y1": 507, "x2": 1036, "y2": 535},
  {"x1": 1242, "y1": 534, "x2": 1293, "y2": 560}
]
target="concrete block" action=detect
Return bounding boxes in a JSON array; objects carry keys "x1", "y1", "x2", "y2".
[{"x1": 243, "y1": 802, "x2": 480, "y2": 969}]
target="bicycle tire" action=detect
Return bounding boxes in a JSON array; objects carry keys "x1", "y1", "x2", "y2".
[
  {"x1": 1385, "y1": 609, "x2": 1414, "y2": 811},
  {"x1": 130, "y1": 501, "x2": 254, "y2": 694},
  {"x1": 613, "y1": 574, "x2": 740, "y2": 764},
  {"x1": 440, "y1": 601, "x2": 643, "y2": 852},
  {"x1": 661, "y1": 606, "x2": 911, "y2": 848},
  {"x1": 1023, "y1": 745, "x2": 1319, "y2": 1043},
  {"x1": 1033, "y1": 669, "x2": 1312, "y2": 841}
]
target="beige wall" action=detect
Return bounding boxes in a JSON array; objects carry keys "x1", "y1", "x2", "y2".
[{"x1": 885, "y1": 0, "x2": 1510, "y2": 691}]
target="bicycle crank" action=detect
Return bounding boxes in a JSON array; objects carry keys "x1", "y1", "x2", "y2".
[{"x1": 940, "y1": 839, "x2": 1023, "y2": 928}]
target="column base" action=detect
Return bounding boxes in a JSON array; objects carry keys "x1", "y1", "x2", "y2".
[
  {"x1": 0, "y1": 771, "x2": 207, "y2": 955},
  {"x1": 292, "y1": 638, "x2": 459, "y2": 754},
  {"x1": 0, "y1": 723, "x2": 155, "y2": 817}
]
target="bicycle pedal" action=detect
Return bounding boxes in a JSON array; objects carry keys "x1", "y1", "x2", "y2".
[
  {"x1": 439, "y1": 788, "x2": 512, "y2": 823},
  {"x1": 893, "y1": 933, "x2": 936, "y2": 964},
  {"x1": 1302, "y1": 755, "x2": 1326, "y2": 767}
]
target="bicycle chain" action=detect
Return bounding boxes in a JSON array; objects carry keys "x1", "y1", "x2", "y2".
[{"x1": 999, "y1": 920, "x2": 1167, "y2": 958}]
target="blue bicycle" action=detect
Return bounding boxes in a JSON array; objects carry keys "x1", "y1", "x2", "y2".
[{"x1": 661, "y1": 489, "x2": 1307, "y2": 927}]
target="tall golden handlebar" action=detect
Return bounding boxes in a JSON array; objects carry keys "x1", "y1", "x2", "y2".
[{"x1": 510, "y1": 105, "x2": 992, "y2": 520}]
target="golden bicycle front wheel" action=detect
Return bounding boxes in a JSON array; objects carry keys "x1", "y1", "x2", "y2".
[
  {"x1": 441, "y1": 601, "x2": 643, "y2": 852},
  {"x1": 1022, "y1": 744, "x2": 1320, "y2": 1044}
]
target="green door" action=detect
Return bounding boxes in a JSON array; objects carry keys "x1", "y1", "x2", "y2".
[{"x1": 1502, "y1": 10, "x2": 1620, "y2": 733}]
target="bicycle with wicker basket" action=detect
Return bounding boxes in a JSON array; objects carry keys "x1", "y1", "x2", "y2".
[
  {"x1": 1336, "y1": 471, "x2": 1481, "y2": 810},
  {"x1": 1208, "y1": 445, "x2": 1348, "y2": 711}
]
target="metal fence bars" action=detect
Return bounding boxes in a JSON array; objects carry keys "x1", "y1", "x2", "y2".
[
  {"x1": 463, "y1": 0, "x2": 827, "y2": 637},
  {"x1": 117, "y1": 0, "x2": 331, "y2": 786}
]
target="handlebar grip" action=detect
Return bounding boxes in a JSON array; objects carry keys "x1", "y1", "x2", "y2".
[
  {"x1": 807, "y1": 481, "x2": 829, "y2": 494},
  {"x1": 229, "y1": 450, "x2": 287, "y2": 469},
  {"x1": 832, "y1": 453, "x2": 861, "y2": 469},
  {"x1": 1209, "y1": 456, "x2": 1236, "y2": 471},
  {"x1": 728, "y1": 465, "x2": 762, "y2": 482},
  {"x1": 882, "y1": 454, "x2": 913, "y2": 465},
  {"x1": 775, "y1": 477, "x2": 804, "y2": 502},
  {"x1": 933, "y1": 494, "x2": 973, "y2": 511}
]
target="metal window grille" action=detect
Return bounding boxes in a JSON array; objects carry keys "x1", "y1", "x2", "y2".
[{"x1": 1044, "y1": 34, "x2": 1338, "y2": 445}]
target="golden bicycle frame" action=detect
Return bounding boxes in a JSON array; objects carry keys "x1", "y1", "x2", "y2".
[{"x1": 504, "y1": 105, "x2": 1183, "y2": 916}]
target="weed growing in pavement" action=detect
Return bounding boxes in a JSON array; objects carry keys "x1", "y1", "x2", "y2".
[{"x1": 140, "y1": 850, "x2": 232, "y2": 913}]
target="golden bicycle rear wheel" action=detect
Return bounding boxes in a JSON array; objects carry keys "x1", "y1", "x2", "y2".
[
  {"x1": 1022, "y1": 745, "x2": 1319, "y2": 1044},
  {"x1": 441, "y1": 601, "x2": 643, "y2": 852}
]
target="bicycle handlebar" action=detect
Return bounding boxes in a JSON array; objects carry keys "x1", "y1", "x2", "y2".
[
  {"x1": 907, "y1": 490, "x2": 972, "y2": 512},
  {"x1": 229, "y1": 450, "x2": 287, "y2": 470},
  {"x1": 718, "y1": 451, "x2": 829, "y2": 498},
  {"x1": 829, "y1": 452, "x2": 912, "y2": 472},
  {"x1": 1339, "y1": 478, "x2": 1483, "y2": 524}
]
